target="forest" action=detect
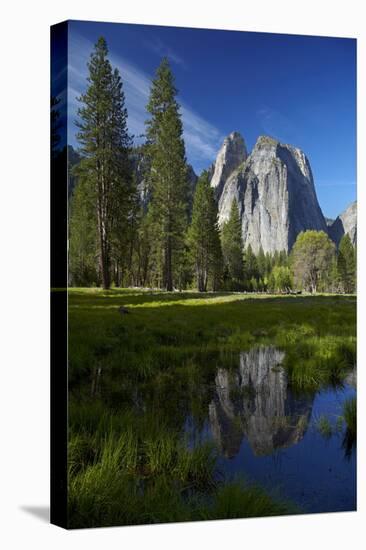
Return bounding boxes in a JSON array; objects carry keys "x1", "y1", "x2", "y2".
[
  {"x1": 54, "y1": 35, "x2": 357, "y2": 528},
  {"x1": 51, "y1": 37, "x2": 356, "y2": 296}
]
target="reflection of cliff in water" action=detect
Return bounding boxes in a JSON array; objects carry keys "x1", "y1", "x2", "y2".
[{"x1": 209, "y1": 346, "x2": 313, "y2": 457}]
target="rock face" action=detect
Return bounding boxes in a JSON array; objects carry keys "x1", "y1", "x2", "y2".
[
  {"x1": 328, "y1": 201, "x2": 357, "y2": 246},
  {"x1": 209, "y1": 346, "x2": 313, "y2": 457},
  {"x1": 211, "y1": 133, "x2": 328, "y2": 254},
  {"x1": 209, "y1": 132, "x2": 247, "y2": 200}
]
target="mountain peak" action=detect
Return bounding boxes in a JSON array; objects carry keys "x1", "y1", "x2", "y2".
[
  {"x1": 213, "y1": 134, "x2": 327, "y2": 253},
  {"x1": 210, "y1": 132, "x2": 247, "y2": 197},
  {"x1": 254, "y1": 135, "x2": 279, "y2": 148},
  {"x1": 328, "y1": 201, "x2": 357, "y2": 246}
]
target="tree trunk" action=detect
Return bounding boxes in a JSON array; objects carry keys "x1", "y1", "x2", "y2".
[
  {"x1": 197, "y1": 271, "x2": 204, "y2": 292},
  {"x1": 97, "y1": 167, "x2": 110, "y2": 290},
  {"x1": 99, "y1": 229, "x2": 110, "y2": 290},
  {"x1": 165, "y1": 238, "x2": 173, "y2": 291},
  {"x1": 101, "y1": 248, "x2": 110, "y2": 289}
]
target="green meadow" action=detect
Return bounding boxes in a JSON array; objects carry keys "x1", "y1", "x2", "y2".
[{"x1": 67, "y1": 289, "x2": 356, "y2": 528}]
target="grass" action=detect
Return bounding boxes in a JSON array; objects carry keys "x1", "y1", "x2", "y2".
[
  {"x1": 66, "y1": 288, "x2": 356, "y2": 527},
  {"x1": 67, "y1": 404, "x2": 292, "y2": 528},
  {"x1": 68, "y1": 468, "x2": 292, "y2": 528},
  {"x1": 68, "y1": 429, "x2": 292, "y2": 528},
  {"x1": 315, "y1": 415, "x2": 333, "y2": 438},
  {"x1": 68, "y1": 289, "x2": 356, "y2": 398}
]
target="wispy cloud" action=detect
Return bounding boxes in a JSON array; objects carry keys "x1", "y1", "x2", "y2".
[
  {"x1": 257, "y1": 106, "x2": 297, "y2": 144},
  {"x1": 181, "y1": 105, "x2": 223, "y2": 160},
  {"x1": 144, "y1": 36, "x2": 186, "y2": 68},
  {"x1": 67, "y1": 31, "x2": 223, "y2": 170}
]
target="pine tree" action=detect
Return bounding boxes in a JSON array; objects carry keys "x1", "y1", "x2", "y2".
[
  {"x1": 257, "y1": 246, "x2": 266, "y2": 279},
  {"x1": 111, "y1": 181, "x2": 140, "y2": 286},
  {"x1": 188, "y1": 171, "x2": 223, "y2": 292},
  {"x1": 272, "y1": 250, "x2": 280, "y2": 267},
  {"x1": 329, "y1": 255, "x2": 340, "y2": 293},
  {"x1": 69, "y1": 178, "x2": 99, "y2": 286},
  {"x1": 337, "y1": 234, "x2": 356, "y2": 293},
  {"x1": 75, "y1": 37, "x2": 133, "y2": 289},
  {"x1": 278, "y1": 250, "x2": 288, "y2": 267},
  {"x1": 243, "y1": 244, "x2": 259, "y2": 282},
  {"x1": 221, "y1": 199, "x2": 243, "y2": 284},
  {"x1": 265, "y1": 252, "x2": 273, "y2": 276},
  {"x1": 145, "y1": 58, "x2": 188, "y2": 291},
  {"x1": 211, "y1": 232, "x2": 224, "y2": 292}
]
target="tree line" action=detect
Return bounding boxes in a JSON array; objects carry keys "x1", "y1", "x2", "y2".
[{"x1": 64, "y1": 37, "x2": 356, "y2": 294}]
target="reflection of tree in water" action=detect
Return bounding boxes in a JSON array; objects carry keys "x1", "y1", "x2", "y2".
[
  {"x1": 342, "y1": 428, "x2": 356, "y2": 460},
  {"x1": 341, "y1": 391, "x2": 356, "y2": 460},
  {"x1": 209, "y1": 346, "x2": 313, "y2": 457}
]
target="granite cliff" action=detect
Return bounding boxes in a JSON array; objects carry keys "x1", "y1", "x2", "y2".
[
  {"x1": 210, "y1": 133, "x2": 328, "y2": 254},
  {"x1": 328, "y1": 201, "x2": 357, "y2": 246}
]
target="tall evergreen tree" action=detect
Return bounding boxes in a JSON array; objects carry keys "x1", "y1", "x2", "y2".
[
  {"x1": 337, "y1": 234, "x2": 356, "y2": 293},
  {"x1": 69, "y1": 178, "x2": 99, "y2": 286},
  {"x1": 75, "y1": 37, "x2": 133, "y2": 289},
  {"x1": 278, "y1": 250, "x2": 288, "y2": 267},
  {"x1": 272, "y1": 250, "x2": 280, "y2": 267},
  {"x1": 265, "y1": 252, "x2": 273, "y2": 276},
  {"x1": 110, "y1": 181, "x2": 140, "y2": 286},
  {"x1": 257, "y1": 246, "x2": 266, "y2": 279},
  {"x1": 329, "y1": 255, "x2": 340, "y2": 293},
  {"x1": 188, "y1": 171, "x2": 223, "y2": 292},
  {"x1": 127, "y1": 209, "x2": 153, "y2": 288},
  {"x1": 243, "y1": 244, "x2": 259, "y2": 281},
  {"x1": 221, "y1": 199, "x2": 243, "y2": 283},
  {"x1": 145, "y1": 58, "x2": 188, "y2": 291}
]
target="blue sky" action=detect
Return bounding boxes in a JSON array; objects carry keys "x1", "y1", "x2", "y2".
[{"x1": 65, "y1": 20, "x2": 356, "y2": 219}]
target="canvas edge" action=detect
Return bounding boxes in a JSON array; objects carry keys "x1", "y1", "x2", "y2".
[{"x1": 50, "y1": 20, "x2": 69, "y2": 530}]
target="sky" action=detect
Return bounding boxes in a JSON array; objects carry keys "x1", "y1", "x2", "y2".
[{"x1": 63, "y1": 20, "x2": 356, "y2": 219}]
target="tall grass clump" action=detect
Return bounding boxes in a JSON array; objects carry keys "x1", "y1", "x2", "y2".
[
  {"x1": 202, "y1": 482, "x2": 293, "y2": 520},
  {"x1": 68, "y1": 462, "x2": 293, "y2": 528},
  {"x1": 282, "y1": 334, "x2": 356, "y2": 392},
  {"x1": 315, "y1": 415, "x2": 332, "y2": 438},
  {"x1": 67, "y1": 406, "x2": 292, "y2": 528}
]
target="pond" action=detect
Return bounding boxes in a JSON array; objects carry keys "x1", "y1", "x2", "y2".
[
  {"x1": 184, "y1": 346, "x2": 356, "y2": 513},
  {"x1": 68, "y1": 293, "x2": 357, "y2": 526},
  {"x1": 71, "y1": 342, "x2": 356, "y2": 523}
]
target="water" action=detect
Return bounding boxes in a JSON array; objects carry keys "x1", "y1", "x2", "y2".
[
  {"x1": 93, "y1": 343, "x2": 356, "y2": 514},
  {"x1": 185, "y1": 346, "x2": 356, "y2": 513}
]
